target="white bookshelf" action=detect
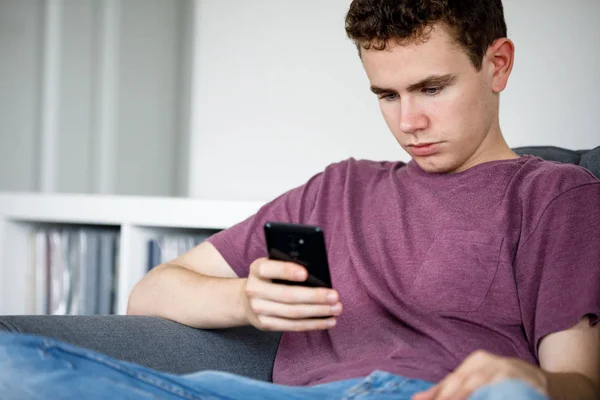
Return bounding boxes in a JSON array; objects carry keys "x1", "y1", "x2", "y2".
[{"x1": 0, "y1": 193, "x2": 264, "y2": 316}]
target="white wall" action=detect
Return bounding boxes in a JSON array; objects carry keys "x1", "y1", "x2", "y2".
[
  {"x1": 188, "y1": 0, "x2": 600, "y2": 201},
  {"x1": 502, "y1": 0, "x2": 600, "y2": 149},
  {"x1": 115, "y1": 0, "x2": 189, "y2": 197},
  {"x1": 56, "y1": 0, "x2": 94, "y2": 193},
  {"x1": 0, "y1": 0, "x2": 191, "y2": 197},
  {"x1": 0, "y1": 0, "x2": 43, "y2": 192}
]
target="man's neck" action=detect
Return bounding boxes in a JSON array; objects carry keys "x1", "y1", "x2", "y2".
[{"x1": 454, "y1": 127, "x2": 518, "y2": 173}]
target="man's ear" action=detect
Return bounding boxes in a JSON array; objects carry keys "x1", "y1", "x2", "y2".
[{"x1": 486, "y1": 38, "x2": 515, "y2": 93}]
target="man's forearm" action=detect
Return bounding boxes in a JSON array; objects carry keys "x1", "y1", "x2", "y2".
[
  {"x1": 127, "y1": 264, "x2": 249, "y2": 329},
  {"x1": 546, "y1": 372, "x2": 599, "y2": 400}
]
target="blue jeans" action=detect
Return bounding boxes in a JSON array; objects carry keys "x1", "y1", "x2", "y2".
[{"x1": 0, "y1": 333, "x2": 548, "y2": 400}]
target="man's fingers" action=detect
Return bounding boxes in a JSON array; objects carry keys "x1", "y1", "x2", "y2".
[
  {"x1": 431, "y1": 374, "x2": 465, "y2": 400},
  {"x1": 246, "y1": 277, "x2": 338, "y2": 305},
  {"x1": 256, "y1": 315, "x2": 337, "y2": 332},
  {"x1": 252, "y1": 259, "x2": 307, "y2": 281},
  {"x1": 250, "y1": 298, "x2": 342, "y2": 320}
]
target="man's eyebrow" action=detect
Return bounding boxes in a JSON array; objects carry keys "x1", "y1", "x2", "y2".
[
  {"x1": 370, "y1": 85, "x2": 396, "y2": 95},
  {"x1": 407, "y1": 74, "x2": 457, "y2": 92},
  {"x1": 370, "y1": 74, "x2": 457, "y2": 95}
]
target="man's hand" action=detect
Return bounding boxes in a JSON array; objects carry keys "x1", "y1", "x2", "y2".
[
  {"x1": 241, "y1": 257, "x2": 342, "y2": 332},
  {"x1": 412, "y1": 350, "x2": 548, "y2": 400}
]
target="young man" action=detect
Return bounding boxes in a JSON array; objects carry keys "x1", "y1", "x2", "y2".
[{"x1": 1, "y1": 0, "x2": 599, "y2": 399}]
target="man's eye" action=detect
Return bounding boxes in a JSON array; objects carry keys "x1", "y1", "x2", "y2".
[
  {"x1": 423, "y1": 87, "x2": 444, "y2": 96},
  {"x1": 380, "y1": 93, "x2": 398, "y2": 101}
]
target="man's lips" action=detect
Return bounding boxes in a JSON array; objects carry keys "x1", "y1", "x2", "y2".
[{"x1": 408, "y1": 142, "x2": 441, "y2": 157}]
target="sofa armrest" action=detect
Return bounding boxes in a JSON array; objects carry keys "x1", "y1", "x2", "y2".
[{"x1": 0, "y1": 315, "x2": 281, "y2": 381}]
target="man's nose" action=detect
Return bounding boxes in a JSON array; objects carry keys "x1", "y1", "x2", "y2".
[{"x1": 398, "y1": 98, "x2": 429, "y2": 134}]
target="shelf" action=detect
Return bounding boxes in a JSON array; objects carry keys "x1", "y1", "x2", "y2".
[
  {"x1": 0, "y1": 193, "x2": 266, "y2": 316},
  {"x1": 0, "y1": 192, "x2": 264, "y2": 229}
]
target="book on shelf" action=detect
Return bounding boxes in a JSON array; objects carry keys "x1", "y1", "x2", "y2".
[
  {"x1": 146, "y1": 230, "x2": 220, "y2": 271},
  {"x1": 30, "y1": 227, "x2": 119, "y2": 315}
]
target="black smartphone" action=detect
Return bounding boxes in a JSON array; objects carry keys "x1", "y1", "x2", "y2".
[{"x1": 263, "y1": 222, "x2": 332, "y2": 288}]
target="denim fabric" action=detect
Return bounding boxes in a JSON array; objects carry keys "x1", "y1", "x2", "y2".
[
  {"x1": 0, "y1": 315, "x2": 281, "y2": 379},
  {"x1": 0, "y1": 333, "x2": 548, "y2": 400}
]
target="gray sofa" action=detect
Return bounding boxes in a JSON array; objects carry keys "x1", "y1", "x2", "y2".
[
  {"x1": 0, "y1": 145, "x2": 598, "y2": 382},
  {"x1": 0, "y1": 315, "x2": 282, "y2": 381}
]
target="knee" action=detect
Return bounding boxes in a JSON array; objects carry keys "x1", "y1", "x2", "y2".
[{"x1": 469, "y1": 379, "x2": 549, "y2": 400}]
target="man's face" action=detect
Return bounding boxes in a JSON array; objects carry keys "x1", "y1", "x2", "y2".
[{"x1": 360, "y1": 25, "x2": 498, "y2": 173}]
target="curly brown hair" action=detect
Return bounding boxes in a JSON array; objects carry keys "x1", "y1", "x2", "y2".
[{"x1": 345, "y1": 0, "x2": 507, "y2": 70}]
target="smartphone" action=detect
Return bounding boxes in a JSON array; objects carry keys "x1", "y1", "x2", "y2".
[{"x1": 263, "y1": 221, "x2": 332, "y2": 288}]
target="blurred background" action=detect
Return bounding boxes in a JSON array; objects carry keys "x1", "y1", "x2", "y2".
[
  {"x1": 0, "y1": 0, "x2": 598, "y2": 316},
  {"x1": 1, "y1": 0, "x2": 598, "y2": 201}
]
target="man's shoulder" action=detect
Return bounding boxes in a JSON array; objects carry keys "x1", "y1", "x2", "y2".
[
  {"x1": 304, "y1": 158, "x2": 407, "y2": 204},
  {"x1": 509, "y1": 157, "x2": 599, "y2": 237},
  {"x1": 515, "y1": 156, "x2": 599, "y2": 199}
]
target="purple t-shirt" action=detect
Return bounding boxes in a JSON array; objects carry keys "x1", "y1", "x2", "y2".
[{"x1": 207, "y1": 155, "x2": 600, "y2": 386}]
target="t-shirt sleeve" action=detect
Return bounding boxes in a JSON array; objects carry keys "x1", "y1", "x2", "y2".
[
  {"x1": 205, "y1": 171, "x2": 325, "y2": 278},
  {"x1": 515, "y1": 182, "x2": 600, "y2": 358}
]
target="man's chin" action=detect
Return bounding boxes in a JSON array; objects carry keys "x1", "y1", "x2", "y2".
[{"x1": 412, "y1": 156, "x2": 457, "y2": 174}]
